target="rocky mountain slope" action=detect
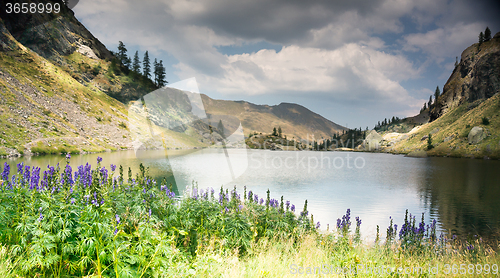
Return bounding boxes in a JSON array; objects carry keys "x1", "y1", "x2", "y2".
[
  {"x1": 430, "y1": 32, "x2": 500, "y2": 121},
  {"x1": 360, "y1": 32, "x2": 500, "y2": 159},
  {"x1": 0, "y1": 2, "x2": 346, "y2": 157}
]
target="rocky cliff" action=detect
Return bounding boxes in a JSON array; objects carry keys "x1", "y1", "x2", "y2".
[
  {"x1": 359, "y1": 32, "x2": 500, "y2": 159},
  {"x1": 430, "y1": 32, "x2": 500, "y2": 121}
]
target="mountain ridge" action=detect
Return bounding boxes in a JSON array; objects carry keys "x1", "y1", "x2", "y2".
[{"x1": 0, "y1": 4, "x2": 346, "y2": 157}]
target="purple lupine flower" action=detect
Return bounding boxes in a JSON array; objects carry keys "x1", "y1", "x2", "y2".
[
  {"x1": 149, "y1": 208, "x2": 152, "y2": 217},
  {"x1": 254, "y1": 194, "x2": 258, "y2": 203},
  {"x1": 70, "y1": 198, "x2": 75, "y2": 204},
  {"x1": 291, "y1": 204, "x2": 295, "y2": 212},
  {"x1": 225, "y1": 207, "x2": 229, "y2": 213},
  {"x1": 66, "y1": 153, "x2": 71, "y2": 161},
  {"x1": 115, "y1": 214, "x2": 120, "y2": 224},
  {"x1": 286, "y1": 200, "x2": 290, "y2": 211},
  {"x1": 1, "y1": 163, "x2": 10, "y2": 183},
  {"x1": 23, "y1": 166, "x2": 30, "y2": 187},
  {"x1": 114, "y1": 228, "x2": 118, "y2": 235},
  {"x1": 17, "y1": 162, "x2": 24, "y2": 175},
  {"x1": 467, "y1": 245, "x2": 474, "y2": 251},
  {"x1": 219, "y1": 192, "x2": 224, "y2": 205},
  {"x1": 316, "y1": 222, "x2": 321, "y2": 229},
  {"x1": 259, "y1": 198, "x2": 264, "y2": 205},
  {"x1": 100, "y1": 167, "x2": 108, "y2": 185},
  {"x1": 61, "y1": 164, "x2": 73, "y2": 186},
  {"x1": 97, "y1": 156, "x2": 103, "y2": 164},
  {"x1": 110, "y1": 164, "x2": 116, "y2": 172},
  {"x1": 238, "y1": 204, "x2": 243, "y2": 211},
  {"x1": 11, "y1": 175, "x2": 16, "y2": 188},
  {"x1": 336, "y1": 218, "x2": 341, "y2": 228},
  {"x1": 356, "y1": 216, "x2": 361, "y2": 227},
  {"x1": 29, "y1": 167, "x2": 41, "y2": 190}
]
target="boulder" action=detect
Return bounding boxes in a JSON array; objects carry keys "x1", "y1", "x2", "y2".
[
  {"x1": 468, "y1": 126, "x2": 486, "y2": 144},
  {"x1": 363, "y1": 130, "x2": 383, "y2": 151}
]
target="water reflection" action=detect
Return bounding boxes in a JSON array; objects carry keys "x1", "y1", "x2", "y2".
[{"x1": 1, "y1": 150, "x2": 499, "y2": 240}]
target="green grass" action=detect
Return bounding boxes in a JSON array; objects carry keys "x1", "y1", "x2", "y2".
[
  {"x1": 30, "y1": 141, "x2": 80, "y2": 155},
  {"x1": 388, "y1": 93, "x2": 500, "y2": 159}
]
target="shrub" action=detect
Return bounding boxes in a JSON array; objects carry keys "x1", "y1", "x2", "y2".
[{"x1": 482, "y1": 117, "x2": 490, "y2": 125}]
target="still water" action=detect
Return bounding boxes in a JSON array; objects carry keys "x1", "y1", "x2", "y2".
[{"x1": 2, "y1": 149, "x2": 499, "y2": 241}]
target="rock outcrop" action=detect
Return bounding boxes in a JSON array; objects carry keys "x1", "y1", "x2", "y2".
[{"x1": 430, "y1": 32, "x2": 500, "y2": 121}]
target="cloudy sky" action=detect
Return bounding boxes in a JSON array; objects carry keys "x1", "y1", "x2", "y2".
[{"x1": 73, "y1": 0, "x2": 500, "y2": 129}]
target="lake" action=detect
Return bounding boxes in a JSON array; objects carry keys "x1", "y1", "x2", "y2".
[{"x1": 2, "y1": 149, "x2": 499, "y2": 241}]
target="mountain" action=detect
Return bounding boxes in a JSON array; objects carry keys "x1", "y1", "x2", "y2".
[
  {"x1": 430, "y1": 32, "x2": 500, "y2": 121},
  {"x1": 362, "y1": 32, "x2": 500, "y2": 159},
  {"x1": 0, "y1": 3, "x2": 346, "y2": 157},
  {"x1": 201, "y1": 96, "x2": 346, "y2": 141}
]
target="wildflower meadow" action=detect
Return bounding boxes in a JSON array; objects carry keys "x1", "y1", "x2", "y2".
[{"x1": 0, "y1": 156, "x2": 498, "y2": 277}]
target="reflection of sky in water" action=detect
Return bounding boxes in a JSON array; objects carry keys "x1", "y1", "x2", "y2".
[{"x1": 2, "y1": 149, "x2": 499, "y2": 241}]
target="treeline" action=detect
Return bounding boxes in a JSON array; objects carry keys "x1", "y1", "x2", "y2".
[
  {"x1": 478, "y1": 26, "x2": 492, "y2": 47},
  {"x1": 419, "y1": 86, "x2": 441, "y2": 113},
  {"x1": 374, "y1": 116, "x2": 402, "y2": 131},
  {"x1": 109, "y1": 41, "x2": 168, "y2": 88},
  {"x1": 311, "y1": 128, "x2": 367, "y2": 150}
]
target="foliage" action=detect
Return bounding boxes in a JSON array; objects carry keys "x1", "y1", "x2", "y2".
[
  {"x1": 427, "y1": 133, "x2": 434, "y2": 150},
  {"x1": 0, "y1": 157, "x2": 312, "y2": 277},
  {"x1": 434, "y1": 86, "x2": 440, "y2": 102},
  {"x1": 482, "y1": 117, "x2": 490, "y2": 125},
  {"x1": 484, "y1": 27, "x2": 492, "y2": 42},
  {"x1": 132, "y1": 51, "x2": 141, "y2": 73},
  {"x1": 143, "y1": 51, "x2": 151, "y2": 79}
]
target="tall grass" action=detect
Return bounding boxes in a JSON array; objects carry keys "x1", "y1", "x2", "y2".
[{"x1": 0, "y1": 157, "x2": 498, "y2": 277}]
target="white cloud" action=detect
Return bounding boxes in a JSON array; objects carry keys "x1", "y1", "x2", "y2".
[
  {"x1": 176, "y1": 43, "x2": 420, "y2": 109},
  {"x1": 402, "y1": 22, "x2": 485, "y2": 61}
]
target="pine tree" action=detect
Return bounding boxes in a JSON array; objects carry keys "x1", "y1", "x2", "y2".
[
  {"x1": 117, "y1": 41, "x2": 128, "y2": 65},
  {"x1": 428, "y1": 95, "x2": 433, "y2": 109},
  {"x1": 278, "y1": 126, "x2": 282, "y2": 137},
  {"x1": 434, "y1": 86, "x2": 440, "y2": 103},
  {"x1": 272, "y1": 127, "x2": 277, "y2": 136},
  {"x1": 427, "y1": 134, "x2": 434, "y2": 150},
  {"x1": 143, "y1": 51, "x2": 151, "y2": 78},
  {"x1": 153, "y1": 58, "x2": 158, "y2": 86},
  {"x1": 156, "y1": 60, "x2": 167, "y2": 87},
  {"x1": 132, "y1": 51, "x2": 141, "y2": 73},
  {"x1": 479, "y1": 32, "x2": 485, "y2": 45},
  {"x1": 484, "y1": 27, "x2": 491, "y2": 42}
]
